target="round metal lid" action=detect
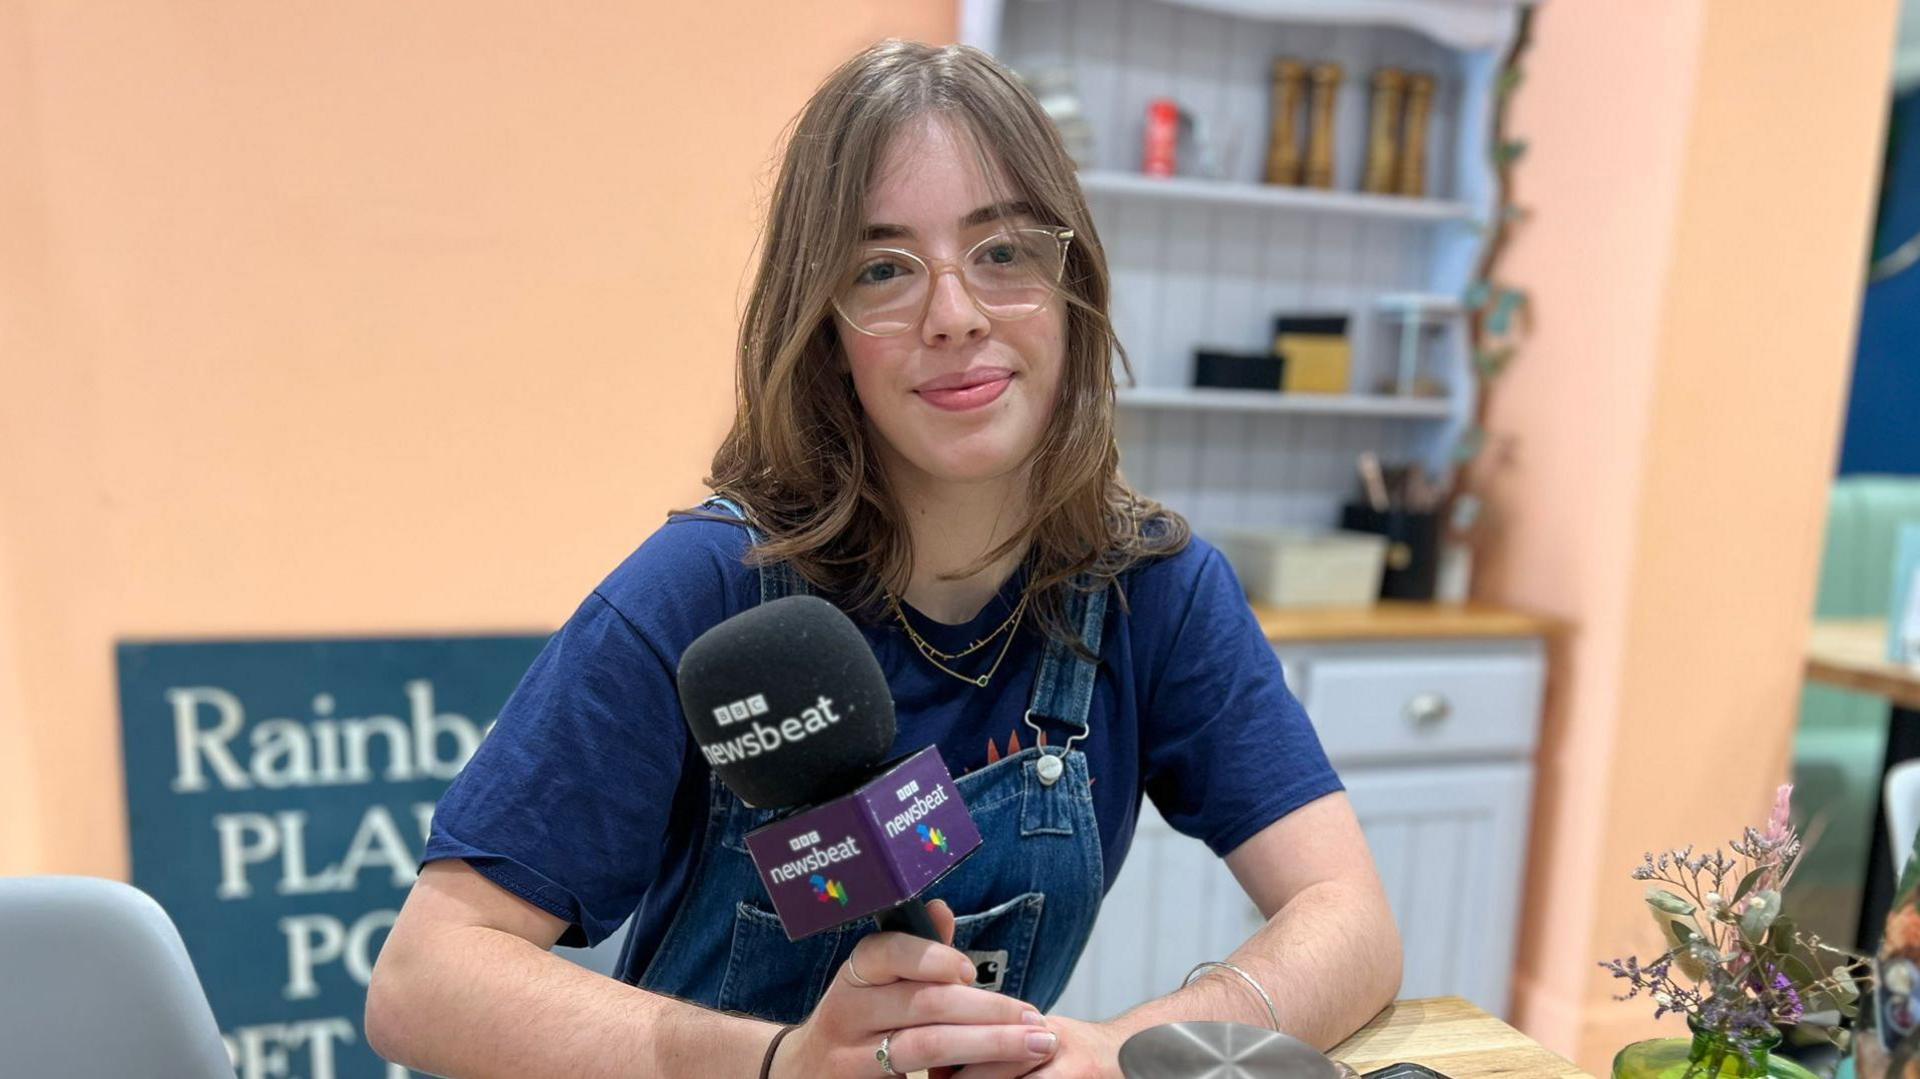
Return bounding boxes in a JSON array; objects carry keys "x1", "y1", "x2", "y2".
[{"x1": 1117, "y1": 1021, "x2": 1361, "y2": 1078}]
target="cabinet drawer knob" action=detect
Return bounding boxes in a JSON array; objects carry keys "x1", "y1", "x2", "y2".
[{"x1": 1405, "y1": 692, "x2": 1452, "y2": 727}]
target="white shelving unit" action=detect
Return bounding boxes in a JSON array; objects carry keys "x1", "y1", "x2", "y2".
[
  {"x1": 967, "y1": 0, "x2": 1521, "y2": 535},
  {"x1": 964, "y1": 0, "x2": 1539, "y2": 1023},
  {"x1": 1075, "y1": 168, "x2": 1478, "y2": 224},
  {"x1": 1117, "y1": 387, "x2": 1452, "y2": 417}
]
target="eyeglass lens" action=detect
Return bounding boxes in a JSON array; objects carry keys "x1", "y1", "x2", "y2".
[{"x1": 836, "y1": 229, "x2": 1065, "y2": 336}]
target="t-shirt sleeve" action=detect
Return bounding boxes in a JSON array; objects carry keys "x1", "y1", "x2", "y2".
[
  {"x1": 1140, "y1": 545, "x2": 1344, "y2": 858},
  {"x1": 421, "y1": 588, "x2": 686, "y2": 948}
]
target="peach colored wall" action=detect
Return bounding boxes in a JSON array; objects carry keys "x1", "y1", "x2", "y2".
[
  {"x1": 1482, "y1": 0, "x2": 1897, "y2": 1072},
  {"x1": 0, "y1": 2, "x2": 1899, "y2": 1069},
  {"x1": 0, "y1": 2, "x2": 957, "y2": 879}
]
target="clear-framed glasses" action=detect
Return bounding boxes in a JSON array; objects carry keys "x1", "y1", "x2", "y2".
[{"x1": 832, "y1": 226, "x2": 1075, "y2": 337}]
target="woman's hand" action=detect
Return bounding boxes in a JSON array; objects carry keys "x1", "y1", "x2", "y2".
[
  {"x1": 951, "y1": 1015, "x2": 1126, "y2": 1079},
  {"x1": 771, "y1": 899, "x2": 1060, "y2": 1077}
]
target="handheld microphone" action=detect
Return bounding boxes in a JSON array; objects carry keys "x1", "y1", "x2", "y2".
[{"x1": 676, "y1": 594, "x2": 983, "y2": 942}]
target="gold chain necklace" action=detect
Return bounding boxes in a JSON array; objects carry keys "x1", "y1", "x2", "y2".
[
  {"x1": 885, "y1": 588, "x2": 1029, "y2": 661},
  {"x1": 888, "y1": 589, "x2": 1031, "y2": 688}
]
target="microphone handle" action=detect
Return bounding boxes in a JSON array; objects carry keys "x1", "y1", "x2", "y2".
[{"x1": 875, "y1": 899, "x2": 941, "y2": 942}]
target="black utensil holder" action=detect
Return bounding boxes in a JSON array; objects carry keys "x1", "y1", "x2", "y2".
[{"x1": 1339, "y1": 502, "x2": 1440, "y2": 601}]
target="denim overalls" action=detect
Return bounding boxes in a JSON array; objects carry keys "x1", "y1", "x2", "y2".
[{"x1": 632, "y1": 496, "x2": 1109, "y2": 1023}]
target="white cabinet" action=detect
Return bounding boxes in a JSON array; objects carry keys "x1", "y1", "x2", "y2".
[
  {"x1": 1343, "y1": 760, "x2": 1533, "y2": 1012},
  {"x1": 1052, "y1": 636, "x2": 1543, "y2": 1021},
  {"x1": 1304, "y1": 647, "x2": 1542, "y2": 765}
]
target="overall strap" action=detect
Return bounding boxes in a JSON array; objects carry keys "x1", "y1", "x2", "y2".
[
  {"x1": 1024, "y1": 575, "x2": 1109, "y2": 747},
  {"x1": 699, "y1": 495, "x2": 813, "y2": 603}
]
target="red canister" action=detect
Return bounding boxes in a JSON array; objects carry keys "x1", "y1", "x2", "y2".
[{"x1": 1143, "y1": 98, "x2": 1180, "y2": 177}]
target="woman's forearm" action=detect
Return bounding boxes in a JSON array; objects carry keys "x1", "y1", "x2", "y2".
[
  {"x1": 1103, "y1": 878, "x2": 1404, "y2": 1051},
  {"x1": 366, "y1": 921, "x2": 777, "y2": 1079}
]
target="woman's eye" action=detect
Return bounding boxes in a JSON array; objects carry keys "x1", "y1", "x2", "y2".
[
  {"x1": 854, "y1": 258, "x2": 912, "y2": 286},
  {"x1": 979, "y1": 242, "x2": 1019, "y2": 265}
]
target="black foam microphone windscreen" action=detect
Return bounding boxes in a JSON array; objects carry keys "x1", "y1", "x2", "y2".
[{"x1": 676, "y1": 594, "x2": 896, "y2": 808}]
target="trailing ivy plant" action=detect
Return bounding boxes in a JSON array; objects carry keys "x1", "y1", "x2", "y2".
[{"x1": 1440, "y1": 3, "x2": 1536, "y2": 558}]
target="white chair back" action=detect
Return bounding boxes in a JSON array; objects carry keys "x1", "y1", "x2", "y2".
[
  {"x1": 0, "y1": 876, "x2": 232, "y2": 1078},
  {"x1": 1886, "y1": 758, "x2": 1920, "y2": 870}
]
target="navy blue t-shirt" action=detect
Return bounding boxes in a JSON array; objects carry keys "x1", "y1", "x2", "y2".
[{"x1": 422, "y1": 512, "x2": 1343, "y2": 965}]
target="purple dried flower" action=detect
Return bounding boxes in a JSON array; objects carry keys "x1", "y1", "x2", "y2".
[
  {"x1": 1604, "y1": 789, "x2": 1864, "y2": 1060},
  {"x1": 1765, "y1": 965, "x2": 1803, "y2": 1024}
]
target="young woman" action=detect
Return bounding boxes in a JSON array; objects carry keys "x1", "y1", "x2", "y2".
[{"x1": 368, "y1": 38, "x2": 1400, "y2": 1079}]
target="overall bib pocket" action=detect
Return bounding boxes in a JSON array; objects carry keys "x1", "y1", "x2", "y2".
[
  {"x1": 714, "y1": 891, "x2": 1045, "y2": 1024},
  {"x1": 715, "y1": 900, "x2": 846, "y2": 1025},
  {"x1": 947, "y1": 890, "x2": 1045, "y2": 999}
]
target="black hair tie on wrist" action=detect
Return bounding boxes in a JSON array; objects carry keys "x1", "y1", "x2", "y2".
[{"x1": 759, "y1": 1024, "x2": 798, "y2": 1079}]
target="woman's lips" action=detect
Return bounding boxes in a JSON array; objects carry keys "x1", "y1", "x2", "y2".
[{"x1": 916, "y1": 373, "x2": 1014, "y2": 412}]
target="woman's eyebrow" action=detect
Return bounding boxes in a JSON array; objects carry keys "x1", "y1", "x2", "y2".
[{"x1": 861, "y1": 200, "x2": 1037, "y2": 241}]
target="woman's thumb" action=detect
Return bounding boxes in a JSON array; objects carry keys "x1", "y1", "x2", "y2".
[{"x1": 925, "y1": 898, "x2": 958, "y2": 947}]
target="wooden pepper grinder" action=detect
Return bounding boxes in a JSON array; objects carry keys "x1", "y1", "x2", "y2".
[
  {"x1": 1397, "y1": 73, "x2": 1435, "y2": 196},
  {"x1": 1363, "y1": 67, "x2": 1406, "y2": 194},
  {"x1": 1263, "y1": 59, "x2": 1307, "y2": 185},
  {"x1": 1304, "y1": 61, "x2": 1343, "y2": 189}
]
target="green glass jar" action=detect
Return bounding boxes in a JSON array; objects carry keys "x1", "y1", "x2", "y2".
[{"x1": 1612, "y1": 1016, "x2": 1821, "y2": 1079}]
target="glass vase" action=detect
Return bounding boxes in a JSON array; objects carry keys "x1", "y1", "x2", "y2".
[{"x1": 1612, "y1": 1017, "x2": 1821, "y2": 1079}]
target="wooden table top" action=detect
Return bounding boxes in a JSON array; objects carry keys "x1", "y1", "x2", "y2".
[
  {"x1": 904, "y1": 997, "x2": 1584, "y2": 1079},
  {"x1": 1252, "y1": 600, "x2": 1560, "y2": 644},
  {"x1": 1330, "y1": 997, "x2": 1591, "y2": 1078},
  {"x1": 1805, "y1": 618, "x2": 1920, "y2": 710}
]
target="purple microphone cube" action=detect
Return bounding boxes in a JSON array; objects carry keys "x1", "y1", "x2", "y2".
[{"x1": 742, "y1": 745, "x2": 982, "y2": 940}]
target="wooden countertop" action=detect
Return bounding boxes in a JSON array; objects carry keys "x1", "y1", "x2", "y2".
[
  {"x1": 906, "y1": 997, "x2": 1584, "y2": 1079},
  {"x1": 1331, "y1": 996, "x2": 1592, "y2": 1078},
  {"x1": 1806, "y1": 618, "x2": 1920, "y2": 710},
  {"x1": 1253, "y1": 600, "x2": 1560, "y2": 643}
]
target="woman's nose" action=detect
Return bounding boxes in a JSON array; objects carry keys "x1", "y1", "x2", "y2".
[{"x1": 922, "y1": 267, "x2": 989, "y2": 342}]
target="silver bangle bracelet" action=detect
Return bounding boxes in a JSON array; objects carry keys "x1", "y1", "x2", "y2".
[{"x1": 1182, "y1": 960, "x2": 1281, "y2": 1032}]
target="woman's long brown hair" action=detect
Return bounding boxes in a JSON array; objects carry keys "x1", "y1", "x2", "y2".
[{"x1": 677, "y1": 38, "x2": 1190, "y2": 656}]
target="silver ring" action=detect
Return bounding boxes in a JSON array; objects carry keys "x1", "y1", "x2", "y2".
[
  {"x1": 876, "y1": 1030, "x2": 899, "y2": 1075},
  {"x1": 844, "y1": 956, "x2": 876, "y2": 988}
]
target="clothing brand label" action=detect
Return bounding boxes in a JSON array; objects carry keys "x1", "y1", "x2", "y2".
[{"x1": 968, "y1": 949, "x2": 1010, "y2": 991}]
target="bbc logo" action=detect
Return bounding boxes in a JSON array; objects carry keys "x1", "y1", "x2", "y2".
[{"x1": 712, "y1": 693, "x2": 770, "y2": 726}]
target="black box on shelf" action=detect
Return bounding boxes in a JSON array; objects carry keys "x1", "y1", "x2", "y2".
[
  {"x1": 1193, "y1": 349, "x2": 1285, "y2": 391},
  {"x1": 1273, "y1": 314, "x2": 1349, "y2": 338},
  {"x1": 1339, "y1": 501, "x2": 1440, "y2": 600}
]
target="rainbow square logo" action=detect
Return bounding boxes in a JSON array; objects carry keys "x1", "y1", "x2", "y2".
[
  {"x1": 809, "y1": 874, "x2": 848, "y2": 906},
  {"x1": 916, "y1": 823, "x2": 948, "y2": 854}
]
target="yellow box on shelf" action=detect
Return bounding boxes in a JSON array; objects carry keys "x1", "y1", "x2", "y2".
[{"x1": 1273, "y1": 313, "x2": 1351, "y2": 394}]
